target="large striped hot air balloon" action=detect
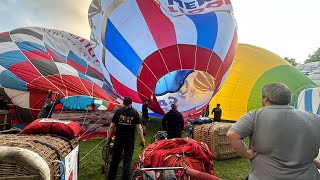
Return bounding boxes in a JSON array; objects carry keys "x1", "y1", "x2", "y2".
[
  {"x1": 0, "y1": 27, "x2": 119, "y2": 126},
  {"x1": 89, "y1": 0, "x2": 238, "y2": 117}
]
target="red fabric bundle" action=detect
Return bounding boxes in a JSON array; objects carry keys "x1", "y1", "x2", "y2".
[
  {"x1": 141, "y1": 138, "x2": 214, "y2": 175},
  {"x1": 20, "y1": 118, "x2": 84, "y2": 139}
]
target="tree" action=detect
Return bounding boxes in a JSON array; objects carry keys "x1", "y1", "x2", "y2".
[
  {"x1": 284, "y1": 57, "x2": 297, "y2": 66},
  {"x1": 305, "y1": 47, "x2": 320, "y2": 64}
]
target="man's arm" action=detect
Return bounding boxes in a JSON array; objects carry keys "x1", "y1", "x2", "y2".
[
  {"x1": 107, "y1": 122, "x2": 116, "y2": 142},
  {"x1": 227, "y1": 130, "x2": 257, "y2": 160},
  {"x1": 136, "y1": 124, "x2": 145, "y2": 147}
]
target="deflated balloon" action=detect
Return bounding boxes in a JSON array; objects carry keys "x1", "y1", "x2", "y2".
[{"x1": 0, "y1": 27, "x2": 119, "y2": 124}]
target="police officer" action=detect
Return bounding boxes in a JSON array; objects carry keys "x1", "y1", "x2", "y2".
[
  {"x1": 162, "y1": 103, "x2": 184, "y2": 139},
  {"x1": 107, "y1": 97, "x2": 145, "y2": 180}
]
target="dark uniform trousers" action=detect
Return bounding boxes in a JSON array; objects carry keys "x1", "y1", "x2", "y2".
[{"x1": 108, "y1": 136, "x2": 135, "y2": 180}]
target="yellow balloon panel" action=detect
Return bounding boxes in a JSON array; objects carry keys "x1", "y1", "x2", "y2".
[{"x1": 209, "y1": 44, "x2": 314, "y2": 121}]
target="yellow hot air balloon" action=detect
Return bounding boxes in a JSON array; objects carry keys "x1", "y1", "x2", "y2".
[{"x1": 209, "y1": 44, "x2": 316, "y2": 121}]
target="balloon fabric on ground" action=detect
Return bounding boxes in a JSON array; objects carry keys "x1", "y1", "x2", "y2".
[
  {"x1": 0, "y1": 27, "x2": 119, "y2": 126},
  {"x1": 209, "y1": 44, "x2": 317, "y2": 121},
  {"x1": 89, "y1": 0, "x2": 238, "y2": 117}
]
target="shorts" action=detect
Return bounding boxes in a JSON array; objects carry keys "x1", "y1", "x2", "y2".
[{"x1": 142, "y1": 116, "x2": 149, "y2": 126}]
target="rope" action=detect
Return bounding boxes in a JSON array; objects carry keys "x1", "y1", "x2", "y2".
[
  {"x1": 79, "y1": 139, "x2": 105, "y2": 162},
  {"x1": 78, "y1": 112, "x2": 105, "y2": 139}
]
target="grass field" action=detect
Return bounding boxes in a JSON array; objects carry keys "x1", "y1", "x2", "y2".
[{"x1": 79, "y1": 118, "x2": 250, "y2": 180}]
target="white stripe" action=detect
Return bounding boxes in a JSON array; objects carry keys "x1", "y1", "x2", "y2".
[
  {"x1": 297, "y1": 89, "x2": 306, "y2": 111},
  {"x1": 212, "y1": 12, "x2": 236, "y2": 61},
  {"x1": 0, "y1": 65, "x2": 6, "y2": 73},
  {"x1": 0, "y1": 42, "x2": 19, "y2": 54},
  {"x1": 42, "y1": 31, "x2": 70, "y2": 56},
  {"x1": 109, "y1": 0, "x2": 158, "y2": 61},
  {"x1": 312, "y1": 88, "x2": 320, "y2": 114},
  {"x1": 88, "y1": 77, "x2": 104, "y2": 87},
  {"x1": 162, "y1": 8, "x2": 197, "y2": 45},
  {"x1": 105, "y1": 49, "x2": 137, "y2": 91},
  {"x1": 55, "y1": 62, "x2": 79, "y2": 77},
  {"x1": 10, "y1": 34, "x2": 44, "y2": 47},
  {"x1": 4, "y1": 88, "x2": 30, "y2": 108}
]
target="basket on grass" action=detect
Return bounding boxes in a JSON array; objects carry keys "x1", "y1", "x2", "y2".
[
  {"x1": 193, "y1": 122, "x2": 239, "y2": 160},
  {"x1": 0, "y1": 134, "x2": 79, "y2": 179}
]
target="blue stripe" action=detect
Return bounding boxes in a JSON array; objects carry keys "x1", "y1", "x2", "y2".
[
  {"x1": 0, "y1": 51, "x2": 27, "y2": 68},
  {"x1": 68, "y1": 51, "x2": 88, "y2": 69},
  {"x1": 45, "y1": 44, "x2": 66, "y2": 61},
  {"x1": 78, "y1": 72, "x2": 92, "y2": 82},
  {"x1": 304, "y1": 89, "x2": 313, "y2": 112},
  {"x1": 105, "y1": 19, "x2": 142, "y2": 76},
  {"x1": 187, "y1": 12, "x2": 218, "y2": 50},
  {"x1": 15, "y1": 41, "x2": 45, "y2": 52},
  {"x1": 0, "y1": 70, "x2": 27, "y2": 91}
]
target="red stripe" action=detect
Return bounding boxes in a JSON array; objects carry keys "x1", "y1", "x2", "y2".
[
  {"x1": 179, "y1": 45, "x2": 197, "y2": 69},
  {"x1": 136, "y1": 0, "x2": 176, "y2": 49},
  {"x1": 22, "y1": 50, "x2": 52, "y2": 61},
  {"x1": 0, "y1": 32, "x2": 9, "y2": 36},
  {"x1": 9, "y1": 61, "x2": 42, "y2": 83},
  {"x1": 215, "y1": 31, "x2": 238, "y2": 84},
  {"x1": 46, "y1": 48, "x2": 65, "y2": 62},
  {"x1": 107, "y1": 103, "x2": 115, "y2": 111},
  {"x1": 67, "y1": 58, "x2": 86, "y2": 74},
  {"x1": 110, "y1": 75, "x2": 143, "y2": 104}
]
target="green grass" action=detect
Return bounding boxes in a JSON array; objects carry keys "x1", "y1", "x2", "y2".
[{"x1": 79, "y1": 118, "x2": 250, "y2": 180}]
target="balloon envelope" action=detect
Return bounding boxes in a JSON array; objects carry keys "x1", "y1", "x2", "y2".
[
  {"x1": 89, "y1": 0, "x2": 238, "y2": 116},
  {"x1": 209, "y1": 44, "x2": 317, "y2": 121},
  {"x1": 0, "y1": 27, "x2": 119, "y2": 124}
]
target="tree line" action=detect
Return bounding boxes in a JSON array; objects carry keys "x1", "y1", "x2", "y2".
[{"x1": 284, "y1": 47, "x2": 320, "y2": 66}]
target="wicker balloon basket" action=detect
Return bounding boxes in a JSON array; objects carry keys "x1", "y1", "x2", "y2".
[
  {"x1": 193, "y1": 122, "x2": 239, "y2": 160},
  {"x1": 0, "y1": 134, "x2": 79, "y2": 179}
]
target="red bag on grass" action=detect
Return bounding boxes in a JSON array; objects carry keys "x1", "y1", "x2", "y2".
[{"x1": 20, "y1": 118, "x2": 84, "y2": 139}]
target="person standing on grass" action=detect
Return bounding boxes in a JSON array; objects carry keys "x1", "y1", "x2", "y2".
[
  {"x1": 227, "y1": 83, "x2": 320, "y2": 180},
  {"x1": 162, "y1": 103, "x2": 184, "y2": 139},
  {"x1": 211, "y1": 104, "x2": 222, "y2": 122},
  {"x1": 142, "y1": 99, "x2": 150, "y2": 136},
  {"x1": 107, "y1": 96, "x2": 145, "y2": 180}
]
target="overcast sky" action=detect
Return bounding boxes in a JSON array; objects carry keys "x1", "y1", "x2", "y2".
[{"x1": 0, "y1": 0, "x2": 319, "y2": 63}]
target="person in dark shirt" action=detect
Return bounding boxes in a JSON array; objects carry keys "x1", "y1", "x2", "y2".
[
  {"x1": 0, "y1": 95, "x2": 9, "y2": 110},
  {"x1": 37, "y1": 90, "x2": 60, "y2": 118},
  {"x1": 107, "y1": 97, "x2": 145, "y2": 180},
  {"x1": 211, "y1": 104, "x2": 222, "y2": 122},
  {"x1": 162, "y1": 103, "x2": 184, "y2": 139},
  {"x1": 142, "y1": 99, "x2": 150, "y2": 136}
]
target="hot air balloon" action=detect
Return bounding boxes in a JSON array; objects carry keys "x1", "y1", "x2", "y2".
[
  {"x1": 295, "y1": 87, "x2": 320, "y2": 116},
  {"x1": 296, "y1": 61, "x2": 320, "y2": 86},
  {"x1": 0, "y1": 27, "x2": 119, "y2": 128},
  {"x1": 89, "y1": 0, "x2": 238, "y2": 117},
  {"x1": 209, "y1": 44, "x2": 317, "y2": 121}
]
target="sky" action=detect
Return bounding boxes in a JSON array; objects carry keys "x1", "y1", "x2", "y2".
[{"x1": 0, "y1": 0, "x2": 319, "y2": 63}]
